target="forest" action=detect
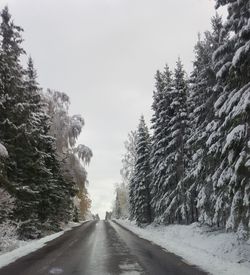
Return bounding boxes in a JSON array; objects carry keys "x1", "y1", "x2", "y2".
[
  {"x1": 0, "y1": 1, "x2": 249, "y2": 274},
  {"x1": 0, "y1": 6, "x2": 93, "y2": 242},
  {"x1": 113, "y1": 0, "x2": 250, "y2": 238}
]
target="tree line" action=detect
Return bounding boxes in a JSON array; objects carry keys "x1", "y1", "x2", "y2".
[
  {"x1": 113, "y1": 0, "x2": 250, "y2": 238},
  {"x1": 0, "y1": 7, "x2": 92, "y2": 240}
]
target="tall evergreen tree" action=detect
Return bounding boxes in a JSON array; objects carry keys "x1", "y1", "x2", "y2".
[
  {"x1": 186, "y1": 14, "x2": 227, "y2": 225},
  {"x1": 164, "y1": 59, "x2": 189, "y2": 224},
  {"x1": 22, "y1": 59, "x2": 76, "y2": 235},
  {"x1": 150, "y1": 65, "x2": 174, "y2": 222},
  {"x1": 131, "y1": 116, "x2": 151, "y2": 226},
  {"x1": 149, "y1": 60, "x2": 188, "y2": 224},
  {"x1": 0, "y1": 7, "x2": 41, "y2": 238},
  {"x1": 206, "y1": 0, "x2": 250, "y2": 234},
  {"x1": 119, "y1": 2, "x2": 250, "y2": 237}
]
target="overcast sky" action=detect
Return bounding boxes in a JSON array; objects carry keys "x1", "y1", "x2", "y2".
[{"x1": 3, "y1": 0, "x2": 223, "y2": 218}]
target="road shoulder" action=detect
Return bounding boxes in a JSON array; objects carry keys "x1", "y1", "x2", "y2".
[{"x1": 113, "y1": 219, "x2": 250, "y2": 275}]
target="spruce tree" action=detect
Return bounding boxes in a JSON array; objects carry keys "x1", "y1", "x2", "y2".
[
  {"x1": 207, "y1": 0, "x2": 250, "y2": 234},
  {"x1": 165, "y1": 59, "x2": 188, "y2": 224},
  {"x1": 186, "y1": 14, "x2": 227, "y2": 225},
  {"x1": 129, "y1": 176, "x2": 136, "y2": 220},
  {"x1": 149, "y1": 60, "x2": 188, "y2": 224},
  {"x1": 24, "y1": 58, "x2": 76, "y2": 235},
  {"x1": 0, "y1": 7, "x2": 41, "y2": 238},
  {"x1": 132, "y1": 116, "x2": 151, "y2": 226},
  {"x1": 150, "y1": 66, "x2": 174, "y2": 222}
]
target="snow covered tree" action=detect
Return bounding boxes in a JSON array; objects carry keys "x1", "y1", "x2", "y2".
[
  {"x1": 0, "y1": 7, "x2": 93, "y2": 239},
  {"x1": 0, "y1": 7, "x2": 44, "y2": 238},
  {"x1": 0, "y1": 144, "x2": 12, "y2": 223},
  {"x1": 206, "y1": 0, "x2": 250, "y2": 234},
  {"x1": 149, "y1": 60, "x2": 189, "y2": 225},
  {"x1": 0, "y1": 188, "x2": 13, "y2": 221},
  {"x1": 121, "y1": 131, "x2": 138, "y2": 186},
  {"x1": 150, "y1": 65, "x2": 174, "y2": 222},
  {"x1": 158, "y1": 59, "x2": 189, "y2": 224},
  {"x1": 112, "y1": 2, "x2": 250, "y2": 236},
  {"x1": 44, "y1": 90, "x2": 92, "y2": 165},
  {"x1": 120, "y1": 131, "x2": 137, "y2": 220},
  {"x1": 77, "y1": 188, "x2": 91, "y2": 220},
  {"x1": 44, "y1": 90, "x2": 92, "y2": 222},
  {"x1": 112, "y1": 182, "x2": 129, "y2": 219},
  {"x1": 113, "y1": 131, "x2": 138, "y2": 220},
  {"x1": 172, "y1": 59, "x2": 188, "y2": 183},
  {"x1": 186, "y1": 14, "x2": 228, "y2": 225},
  {"x1": 0, "y1": 142, "x2": 8, "y2": 184},
  {"x1": 131, "y1": 116, "x2": 151, "y2": 226}
]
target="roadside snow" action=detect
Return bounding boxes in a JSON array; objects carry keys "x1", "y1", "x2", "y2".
[
  {"x1": 0, "y1": 231, "x2": 64, "y2": 269},
  {"x1": 0, "y1": 221, "x2": 87, "y2": 269},
  {"x1": 116, "y1": 220, "x2": 250, "y2": 275}
]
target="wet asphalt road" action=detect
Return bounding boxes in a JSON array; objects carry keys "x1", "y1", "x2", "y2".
[{"x1": 0, "y1": 220, "x2": 208, "y2": 275}]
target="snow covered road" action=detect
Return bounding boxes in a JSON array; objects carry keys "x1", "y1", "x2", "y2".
[{"x1": 0, "y1": 220, "x2": 207, "y2": 275}]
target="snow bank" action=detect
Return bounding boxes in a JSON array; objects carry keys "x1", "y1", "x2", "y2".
[
  {"x1": 116, "y1": 220, "x2": 250, "y2": 275},
  {"x1": 0, "y1": 231, "x2": 64, "y2": 269},
  {"x1": 0, "y1": 221, "x2": 87, "y2": 269},
  {"x1": 0, "y1": 222, "x2": 22, "y2": 255}
]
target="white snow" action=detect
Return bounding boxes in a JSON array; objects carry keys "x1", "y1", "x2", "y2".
[
  {"x1": 116, "y1": 220, "x2": 250, "y2": 275},
  {"x1": 0, "y1": 143, "x2": 8, "y2": 158},
  {"x1": 216, "y1": 61, "x2": 231, "y2": 79},
  {"x1": 217, "y1": 167, "x2": 233, "y2": 187},
  {"x1": 206, "y1": 131, "x2": 220, "y2": 147},
  {"x1": 232, "y1": 45, "x2": 245, "y2": 67},
  {"x1": 0, "y1": 221, "x2": 87, "y2": 269},
  {"x1": 214, "y1": 94, "x2": 227, "y2": 110},
  {"x1": 222, "y1": 125, "x2": 245, "y2": 154},
  {"x1": 232, "y1": 41, "x2": 250, "y2": 67},
  {"x1": 245, "y1": 159, "x2": 250, "y2": 168}
]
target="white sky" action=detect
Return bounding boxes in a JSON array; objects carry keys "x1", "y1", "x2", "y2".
[{"x1": 2, "y1": 0, "x2": 224, "y2": 219}]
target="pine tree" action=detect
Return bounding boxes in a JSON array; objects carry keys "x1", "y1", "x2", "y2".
[{"x1": 132, "y1": 116, "x2": 151, "y2": 226}]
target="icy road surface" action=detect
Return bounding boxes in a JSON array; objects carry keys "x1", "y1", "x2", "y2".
[{"x1": 0, "y1": 221, "x2": 207, "y2": 275}]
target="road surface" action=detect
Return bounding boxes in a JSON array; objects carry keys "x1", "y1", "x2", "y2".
[{"x1": 0, "y1": 220, "x2": 207, "y2": 275}]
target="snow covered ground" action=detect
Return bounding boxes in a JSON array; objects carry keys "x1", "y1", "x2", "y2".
[
  {"x1": 116, "y1": 220, "x2": 250, "y2": 275},
  {"x1": 0, "y1": 221, "x2": 87, "y2": 269}
]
